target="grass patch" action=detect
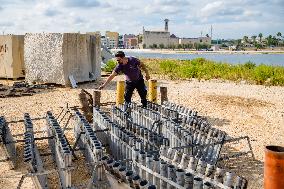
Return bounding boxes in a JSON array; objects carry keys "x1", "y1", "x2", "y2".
[{"x1": 142, "y1": 58, "x2": 284, "y2": 86}]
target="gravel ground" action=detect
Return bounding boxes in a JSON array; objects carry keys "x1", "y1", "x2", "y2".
[{"x1": 0, "y1": 75, "x2": 283, "y2": 189}]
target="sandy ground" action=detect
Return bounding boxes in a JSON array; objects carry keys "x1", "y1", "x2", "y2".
[{"x1": 0, "y1": 75, "x2": 283, "y2": 189}]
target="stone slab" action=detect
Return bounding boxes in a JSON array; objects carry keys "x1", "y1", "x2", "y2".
[
  {"x1": 0, "y1": 35, "x2": 25, "y2": 78},
  {"x1": 24, "y1": 33, "x2": 101, "y2": 86}
]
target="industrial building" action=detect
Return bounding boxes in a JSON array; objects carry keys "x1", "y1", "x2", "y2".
[
  {"x1": 142, "y1": 19, "x2": 212, "y2": 48},
  {"x1": 124, "y1": 34, "x2": 139, "y2": 49}
]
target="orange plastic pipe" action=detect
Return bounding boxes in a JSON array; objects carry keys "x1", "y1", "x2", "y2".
[{"x1": 264, "y1": 145, "x2": 284, "y2": 189}]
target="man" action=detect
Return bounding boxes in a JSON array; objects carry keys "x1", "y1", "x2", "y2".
[{"x1": 98, "y1": 51, "x2": 150, "y2": 108}]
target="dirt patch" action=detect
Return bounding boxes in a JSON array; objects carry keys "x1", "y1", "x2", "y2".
[{"x1": 204, "y1": 94, "x2": 274, "y2": 109}]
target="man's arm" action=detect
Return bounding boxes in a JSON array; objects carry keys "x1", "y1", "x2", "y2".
[
  {"x1": 98, "y1": 70, "x2": 118, "y2": 89},
  {"x1": 139, "y1": 62, "x2": 150, "y2": 80}
]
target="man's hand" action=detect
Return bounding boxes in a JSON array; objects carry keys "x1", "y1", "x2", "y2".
[
  {"x1": 140, "y1": 62, "x2": 150, "y2": 81},
  {"x1": 145, "y1": 74, "x2": 150, "y2": 81},
  {"x1": 98, "y1": 84, "x2": 105, "y2": 90},
  {"x1": 98, "y1": 71, "x2": 117, "y2": 90}
]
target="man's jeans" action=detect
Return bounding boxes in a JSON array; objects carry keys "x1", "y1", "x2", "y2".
[{"x1": 124, "y1": 79, "x2": 147, "y2": 107}]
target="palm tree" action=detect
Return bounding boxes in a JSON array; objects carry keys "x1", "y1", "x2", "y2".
[
  {"x1": 159, "y1": 44, "x2": 164, "y2": 49},
  {"x1": 236, "y1": 39, "x2": 242, "y2": 50},
  {"x1": 243, "y1": 36, "x2": 249, "y2": 46},
  {"x1": 258, "y1": 33, "x2": 263, "y2": 42},
  {"x1": 276, "y1": 32, "x2": 283, "y2": 46},
  {"x1": 251, "y1": 35, "x2": 257, "y2": 42},
  {"x1": 266, "y1": 35, "x2": 273, "y2": 46},
  {"x1": 251, "y1": 36, "x2": 256, "y2": 48}
]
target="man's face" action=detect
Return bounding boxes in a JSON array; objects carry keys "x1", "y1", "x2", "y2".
[{"x1": 116, "y1": 57, "x2": 123, "y2": 64}]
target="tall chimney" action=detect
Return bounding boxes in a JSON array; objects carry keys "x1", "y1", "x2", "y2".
[{"x1": 164, "y1": 19, "x2": 169, "y2": 32}]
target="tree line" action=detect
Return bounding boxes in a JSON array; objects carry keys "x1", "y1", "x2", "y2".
[
  {"x1": 216, "y1": 32, "x2": 283, "y2": 50},
  {"x1": 144, "y1": 43, "x2": 211, "y2": 50}
]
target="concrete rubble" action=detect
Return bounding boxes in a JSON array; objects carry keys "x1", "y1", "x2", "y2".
[{"x1": 0, "y1": 81, "x2": 54, "y2": 98}]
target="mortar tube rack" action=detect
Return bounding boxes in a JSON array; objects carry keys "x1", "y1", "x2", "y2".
[
  {"x1": 23, "y1": 113, "x2": 48, "y2": 189},
  {"x1": 73, "y1": 110, "x2": 104, "y2": 165},
  {"x1": 102, "y1": 155, "x2": 157, "y2": 189},
  {"x1": 95, "y1": 108, "x2": 148, "y2": 160},
  {"x1": 164, "y1": 119, "x2": 226, "y2": 165},
  {"x1": 111, "y1": 106, "x2": 169, "y2": 152},
  {"x1": 115, "y1": 104, "x2": 164, "y2": 143},
  {"x1": 128, "y1": 103, "x2": 225, "y2": 165},
  {"x1": 160, "y1": 105, "x2": 227, "y2": 165},
  {"x1": 121, "y1": 101, "x2": 247, "y2": 188},
  {"x1": 93, "y1": 102, "x2": 248, "y2": 189},
  {"x1": 158, "y1": 154, "x2": 247, "y2": 189},
  {"x1": 0, "y1": 116, "x2": 17, "y2": 169},
  {"x1": 72, "y1": 109, "x2": 111, "y2": 188},
  {"x1": 46, "y1": 111, "x2": 72, "y2": 188},
  {"x1": 93, "y1": 108, "x2": 160, "y2": 188},
  {"x1": 93, "y1": 107, "x2": 135, "y2": 164},
  {"x1": 128, "y1": 104, "x2": 162, "y2": 134}
]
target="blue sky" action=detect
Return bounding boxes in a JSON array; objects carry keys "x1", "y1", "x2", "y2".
[{"x1": 0, "y1": 0, "x2": 283, "y2": 39}]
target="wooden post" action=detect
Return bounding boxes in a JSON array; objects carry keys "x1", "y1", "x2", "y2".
[
  {"x1": 160, "y1": 86, "x2": 168, "y2": 105},
  {"x1": 116, "y1": 81, "x2": 125, "y2": 106},
  {"x1": 148, "y1": 79, "x2": 157, "y2": 103},
  {"x1": 93, "y1": 90, "x2": 101, "y2": 108}
]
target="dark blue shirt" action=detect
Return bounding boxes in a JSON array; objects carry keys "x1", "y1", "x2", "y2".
[{"x1": 114, "y1": 57, "x2": 143, "y2": 81}]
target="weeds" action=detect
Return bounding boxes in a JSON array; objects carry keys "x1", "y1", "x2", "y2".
[{"x1": 143, "y1": 58, "x2": 284, "y2": 86}]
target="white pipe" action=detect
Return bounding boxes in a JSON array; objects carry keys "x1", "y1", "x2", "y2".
[
  {"x1": 193, "y1": 177, "x2": 203, "y2": 189},
  {"x1": 176, "y1": 169, "x2": 185, "y2": 186}
]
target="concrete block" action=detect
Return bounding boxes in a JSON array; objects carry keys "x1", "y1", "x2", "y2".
[
  {"x1": 24, "y1": 33, "x2": 101, "y2": 86},
  {"x1": 0, "y1": 35, "x2": 25, "y2": 78}
]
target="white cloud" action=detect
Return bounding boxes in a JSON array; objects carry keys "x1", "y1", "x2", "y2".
[
  {"x1": 144, "y1": 5, "x2": 181, "y2": 15},
  {"x1": 57, "y1": 0, "x2": 101, "y2": 8},
  {"x1": 0, "y1": 21, "x2": 14, "y2": 27},
  {"x1": 0, "y1": 0, "x2": 283, "y2": 38},
  {"x1": 243, "y1": 10, "x2": 262, "y2": 17},
  {"x1": 34, "y1": 2, "x2": 61, "y2": 17},
  {"x1": 200, "y1": 1, "x2": 224, "y2": 17},
  {"x1": 144, "y1": 0, "x2": 190, "y2": 15}
]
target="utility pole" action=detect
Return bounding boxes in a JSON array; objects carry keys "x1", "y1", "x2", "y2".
[
  {"x1": 2, "y1": 27, "x2": 6, "y2": 35},
  {"x1": 210, "y1": 25, "x2": 213, "y2": 39}
]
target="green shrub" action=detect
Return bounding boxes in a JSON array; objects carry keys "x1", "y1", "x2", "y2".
[
  {"x1": 252, "y1": 64, "x2": 274, "y2": 84},
  {"x1": 178, "y1": 64, "x2": 198, "y2": 78},
  {"x1": 160, "y1": 60, "x2": 179, "y2": 74},
  {"x1": 243, "y1": 61, "x2": 256, "y2": 69},
  {"x1": 269, "y1": 67, "x2": 284, "y2": 85},
  {"x1": 103, "y1": 59, "x2": 117, "y2": 72},
  {"x1": 191, "y1": 57, "x2": 206, "y2": 66}
]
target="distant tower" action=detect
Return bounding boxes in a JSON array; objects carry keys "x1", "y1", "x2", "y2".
[{"x1": 164, "y1": 19, "x2": 169, "y2": 32}]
